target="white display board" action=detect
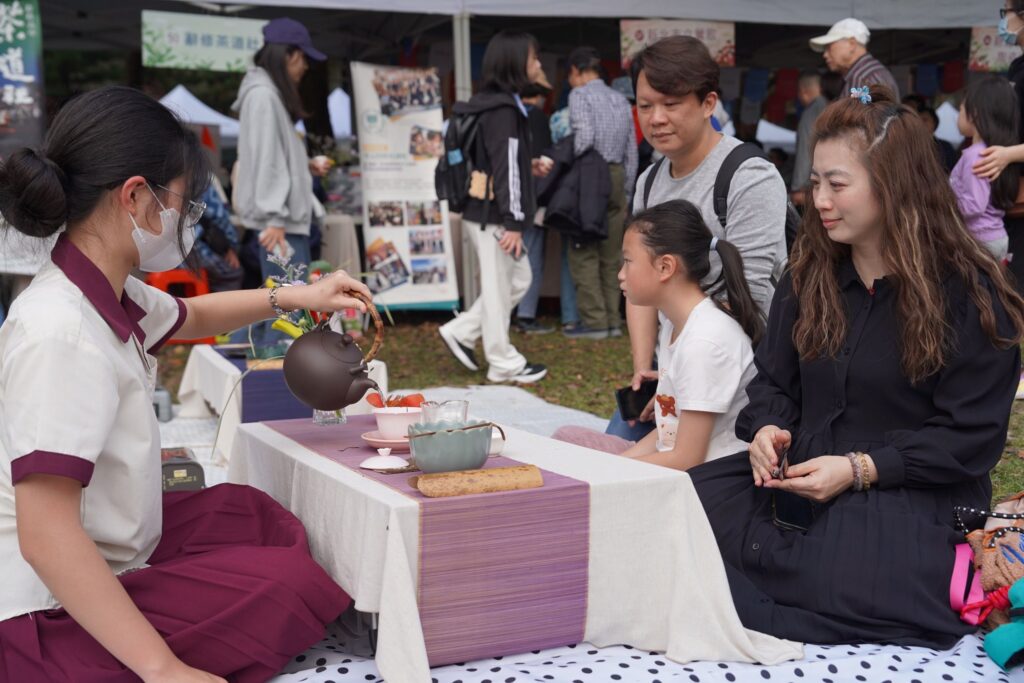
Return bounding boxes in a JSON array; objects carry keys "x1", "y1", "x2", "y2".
[{"x1": 351, "y1": 61, "x2": 458, "y2": 310}]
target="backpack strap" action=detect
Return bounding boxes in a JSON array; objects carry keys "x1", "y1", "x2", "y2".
[
  {"x1": 642, "y1": 157, "x2": 665, "y2": 210},
  {"x1": 713, "y1": 142, "x2": 769, "y2": 229}
]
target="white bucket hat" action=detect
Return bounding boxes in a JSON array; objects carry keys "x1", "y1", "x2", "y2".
[{"x1": 809, "y1": 18, "x2": 870, "y2": 52}]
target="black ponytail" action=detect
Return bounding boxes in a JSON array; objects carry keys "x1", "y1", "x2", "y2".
[
  {"x1": 0, "y1": 86, "x2": 210, "y2": 243},
  {"x1": 712, "y1": 238, "x2": 764, "y2": 346},
  {"x1": 628, "y1": 199, "x2": 765, "y2": 346}
]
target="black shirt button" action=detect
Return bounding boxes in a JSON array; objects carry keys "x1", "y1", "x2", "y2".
[{"x1": 752, "y1": 542, "x2": 760, "y2": 551}]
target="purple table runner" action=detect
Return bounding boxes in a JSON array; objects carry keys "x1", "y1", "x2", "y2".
[{"x1": 264, "y1": 415, "x2": 590, "y2": 667}]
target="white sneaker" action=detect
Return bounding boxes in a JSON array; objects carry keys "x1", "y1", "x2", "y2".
[
  {"x1": 489, "y1": 363, "x2": 548, "y2": 384},
  {"x1": 438, "y1": 325, "x2": 479, "y2": 372}
]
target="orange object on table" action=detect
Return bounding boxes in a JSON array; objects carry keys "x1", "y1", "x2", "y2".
[{"x1": 144, "y1": 269, "x2": 215, "y2": 345}]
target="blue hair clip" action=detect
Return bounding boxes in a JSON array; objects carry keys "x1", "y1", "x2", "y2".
[{"x1": 850, "y1": 86, "x2": 871, "y2": 104}]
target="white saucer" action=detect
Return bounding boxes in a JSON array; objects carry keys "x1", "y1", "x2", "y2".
[{"x1": 360, "y1": 430, "x2": 411, "y2": 451}]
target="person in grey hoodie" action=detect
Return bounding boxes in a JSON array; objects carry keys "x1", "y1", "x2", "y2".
[{"x1": 232, "y1": 17, "x2": 329, "y2": 287}]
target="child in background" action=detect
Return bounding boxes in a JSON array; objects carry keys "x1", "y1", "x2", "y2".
[
  {"x1": 554, "y1": 199, "x2": 762, "y2": 470},
  {"x1": 951, "y1": 75, "x2": 1021, "y2": 261}
]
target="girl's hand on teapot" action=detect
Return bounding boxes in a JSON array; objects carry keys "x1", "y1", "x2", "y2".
[{"x1": 279, "y1": 270, "x2": 371, "y2": 313}]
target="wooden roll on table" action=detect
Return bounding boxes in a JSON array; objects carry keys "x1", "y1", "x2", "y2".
[{"x1": 409, "y1": 465, "x2": 543, "y2": 498}]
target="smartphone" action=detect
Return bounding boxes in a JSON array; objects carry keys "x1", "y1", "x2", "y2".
[
  {"x1": 771, "y1": 491, "x2": 817, "y2": 532},
  {"x1": 614, "y1": 379, "x2": 658, "y2": 422}
]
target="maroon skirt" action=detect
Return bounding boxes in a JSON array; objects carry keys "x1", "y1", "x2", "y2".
[{"x1": 0, "y1": 484, "x2": 351, "y2": 682}]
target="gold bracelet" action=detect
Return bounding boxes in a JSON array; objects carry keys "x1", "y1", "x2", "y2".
[{"x1": 856, "y1": 452, "x2": 871, "y2": 491}]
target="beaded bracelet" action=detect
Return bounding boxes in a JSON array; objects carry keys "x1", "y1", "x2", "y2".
[
  {"x1": 845, "y1": 452, "x2": 864, "y2": 491},
  {"x1": 268, "y1": 286, "x2": 287, "y2": 317}
]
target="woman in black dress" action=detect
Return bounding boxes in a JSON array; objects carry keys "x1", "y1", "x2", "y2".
[{"x1": 690, "y1": 85, "x2": 1024, "y2": 648}]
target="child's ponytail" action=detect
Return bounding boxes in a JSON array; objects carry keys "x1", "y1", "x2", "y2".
[
  {"x1": 712, "y1": 238, "x2": 764, "y2": 346},
  {"x1": 628, "y1": 199, "x2": 764, "y2": 345}
]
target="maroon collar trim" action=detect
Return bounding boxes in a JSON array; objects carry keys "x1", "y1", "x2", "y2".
[{"x1": 50, "y1": 234, "x2": 147, "y2": 345}]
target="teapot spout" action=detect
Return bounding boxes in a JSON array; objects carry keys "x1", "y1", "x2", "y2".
[{"x1": 346, "y1": 377, "x2": 379, "y2": 406}]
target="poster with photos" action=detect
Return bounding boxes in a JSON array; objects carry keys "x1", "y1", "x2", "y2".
[
  {"x1": 620, "y1": 19, "x2": 735, "y2": 69},
  {"x1": 352, "y1": 61, "x2": 458, "y2": 309}
]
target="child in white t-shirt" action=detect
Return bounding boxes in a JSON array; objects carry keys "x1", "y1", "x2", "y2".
[{"x1": 554, "y1": 199, "x2": 760, "y2": 469}]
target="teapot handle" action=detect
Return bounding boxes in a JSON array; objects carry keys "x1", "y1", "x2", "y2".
[{"x1": 349, "y1": 290, "x2": 383, "y2": 362}]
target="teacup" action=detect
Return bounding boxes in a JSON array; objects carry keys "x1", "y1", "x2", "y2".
[{"x1": 373, "y1": 407, "x2": 422, "y2": 440}]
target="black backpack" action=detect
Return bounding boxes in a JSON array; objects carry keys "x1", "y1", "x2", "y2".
[
  {"x1": 435, "y1": 109, "x2": 483, "y2": 214},
  {"x1": 642, "y1": 142, "x2": 801, "y2": 254}
]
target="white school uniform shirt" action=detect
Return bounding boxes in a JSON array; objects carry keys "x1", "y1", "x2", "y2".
[
  {"x1": 654, "y1": 299, "x2": 756, "y2": 461},
  {"x1": 0, "y1": 235, "x2": 186, "y2": 621}
]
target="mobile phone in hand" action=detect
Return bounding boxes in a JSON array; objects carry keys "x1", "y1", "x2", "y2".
[
  {"x1": 493, "y1": 227, "x2": 526, "y2": 261},
  {"x1": 615, "y1": 379, "x2": 658, "y2": 422}
]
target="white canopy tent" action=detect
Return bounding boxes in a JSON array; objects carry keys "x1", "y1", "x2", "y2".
[
  {"x1": 296, "y1": 88, "x2": 353, "y2": 138},
  {"x1": 159, "y1": 84, "x2": 241, "y2": 143},
  {"x1": 176, "y1": 1, "x2": 994, "y2": 30},
  {"x1": 177, "y1": 0, "x2": 996, "y2": 103}
]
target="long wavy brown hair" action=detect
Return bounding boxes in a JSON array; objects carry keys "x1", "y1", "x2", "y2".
[{"x1": 789, "y1": 85, "x2": 1024, "y2": 383}]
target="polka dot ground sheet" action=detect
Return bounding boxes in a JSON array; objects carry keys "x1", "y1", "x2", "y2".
[{"x1": 270, "y1": 625, "x2": 1024, "y2": 683}]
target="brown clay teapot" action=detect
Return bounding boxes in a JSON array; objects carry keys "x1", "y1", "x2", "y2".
[{"x1": 282, "y1": 291, "x2": 384, "y2": 411}]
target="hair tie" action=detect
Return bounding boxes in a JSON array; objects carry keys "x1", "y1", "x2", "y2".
[
  {"x1": 850, "y1": 86, "x2": 871, "y2": 104},
  {"x1": 710, "y1": 236, "x2": 719, "y2": 252}
]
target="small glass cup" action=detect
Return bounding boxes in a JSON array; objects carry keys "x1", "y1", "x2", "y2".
[
  {"x1": 313, "y1": 408, "x2": 347, "y2": 426},
  {"x1": 420, "y1": 400, "x2": 469, "y2": 424}
]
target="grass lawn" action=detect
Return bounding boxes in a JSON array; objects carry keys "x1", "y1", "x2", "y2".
[{"x1": 158, "y1": 313, "x2": 1024, "y2": 504}]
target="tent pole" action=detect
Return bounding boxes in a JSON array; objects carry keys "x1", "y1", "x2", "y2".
[{"x1": 453, "y1": 12, "x2": 472, "y2": 103}]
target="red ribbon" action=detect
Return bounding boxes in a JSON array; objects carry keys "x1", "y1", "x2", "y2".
[{"x1": 962, "y1": 584, "x2": 1012, "y2": 624}]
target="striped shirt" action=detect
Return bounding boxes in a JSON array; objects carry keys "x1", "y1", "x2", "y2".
[
  {"x1": 569, "y1": 78, "x2": 638, "y2": 202},
  {"x1": 844, "y1": 53, "x2": 900, "y2": 98}
]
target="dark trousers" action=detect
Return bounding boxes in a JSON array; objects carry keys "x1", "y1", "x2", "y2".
[{"x1": 567, "y1": 163, "x2": 626, "y2": 330}]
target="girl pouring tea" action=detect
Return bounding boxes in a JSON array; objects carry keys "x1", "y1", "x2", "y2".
[{"x1": 0, "y1": 86, "x2": 370, "y2": 682}]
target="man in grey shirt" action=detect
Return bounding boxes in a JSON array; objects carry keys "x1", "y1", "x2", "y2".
[
  {"x1": 791, "y1": 71, "x2": 828, "y2": 204},
  {"x1": 609, "y1": 35, "x2": 787, "y2": 440}
]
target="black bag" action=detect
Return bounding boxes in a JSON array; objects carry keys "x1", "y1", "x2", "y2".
[
  {"x1": 642, "y1": 143, "x2": 801, "y2": 254},
  {"x1": 434, "y1": 110, "x2": 482, "y2": 214}
]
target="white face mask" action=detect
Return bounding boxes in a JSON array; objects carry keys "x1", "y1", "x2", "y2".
[{"x1": 129, "y1": 184, "x2": 197, "y2": 272}]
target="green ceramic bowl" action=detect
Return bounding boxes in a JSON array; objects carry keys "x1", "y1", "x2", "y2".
[{"x1": 407, "y1": 420, "x2": 491, "y2": 473}]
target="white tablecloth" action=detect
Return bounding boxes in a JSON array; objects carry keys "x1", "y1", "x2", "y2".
[
  {"x1": 177, "y1": 345, "x2": 388, "y2": 462},
  {"x1": 227, "y1": 422, "x2": 803, "y2": 682}
]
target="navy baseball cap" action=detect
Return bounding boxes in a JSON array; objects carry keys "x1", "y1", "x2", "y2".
[{"x1": 262, "y1": 17, "x2": 326, "y2": 62}]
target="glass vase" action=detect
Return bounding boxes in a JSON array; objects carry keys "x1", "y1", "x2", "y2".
[{"x1": 313, "y1": 408, "x2": 347, "y2": 426}]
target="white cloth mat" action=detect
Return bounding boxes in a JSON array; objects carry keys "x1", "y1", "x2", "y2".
[
  {"x1": 157, "y1": 385, "x2": 1016, "y2": 682},
  {"x1": 269, "y1": 628, "x2": 1018, "y2": 683}
]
